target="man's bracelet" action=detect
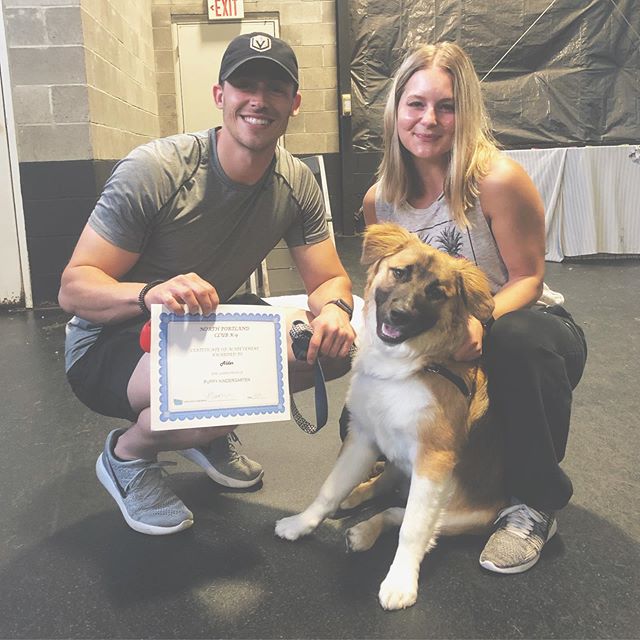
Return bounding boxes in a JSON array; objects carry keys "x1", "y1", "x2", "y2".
[
  {"x1": 325, "y1": 298, "x2": 353, "y2": 320},
  {"x1": 137, "y1": 280, "x2": 164, "y2": 315}
]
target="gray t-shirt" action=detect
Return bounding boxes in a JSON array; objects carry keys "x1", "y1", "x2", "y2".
[{"x1": 65, "y1": 128, "x2": 329, "y2": 371}]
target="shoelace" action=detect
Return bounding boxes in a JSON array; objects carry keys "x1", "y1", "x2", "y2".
[
  {"x1": 494, "y1": 503, "x2": 545, "y2": 539},
  {"x1": 203, "y1": 432, "x2": 243, "y2": 462},
  {"x1": 124, "y1": 460, "x2": 177, "y2": 504},
  {"x1": 221, "y1": 432, "x2": 242, "y2": 461}
]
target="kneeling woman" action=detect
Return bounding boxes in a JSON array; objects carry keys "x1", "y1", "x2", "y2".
[{"x1": 362, "y1": 41, "x2": 587, "y2": 574}]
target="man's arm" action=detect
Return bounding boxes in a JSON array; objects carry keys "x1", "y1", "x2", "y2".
[
  {"x1": 289, "y1": 238, "x2": 356, "y2": 363},
  {"x1": 59, "y1": 225, "x2": 219, "y2": 323}
]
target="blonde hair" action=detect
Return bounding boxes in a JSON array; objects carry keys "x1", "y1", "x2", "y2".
[{"x1": 378, "y1": 41, "x2": 498, "y2": 228}]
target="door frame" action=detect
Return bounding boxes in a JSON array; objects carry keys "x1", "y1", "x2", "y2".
[
  {"x1": 335, "y1": 0, "x2": 355, "y2": 236},
  {"x1": 0, "y1": 2, "x2": 32, "y2": 307}
]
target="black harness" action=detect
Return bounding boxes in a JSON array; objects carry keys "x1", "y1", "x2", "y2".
[
  {"x1": 289, "y1": 321, "x2": 475, "y2": 434},
  {"x1": 423, "y1": 364, "x2": 473, "y2": 399}
]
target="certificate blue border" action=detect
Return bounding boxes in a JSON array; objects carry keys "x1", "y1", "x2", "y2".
[{"x1": 157, "y1": 311, "x2": 287, "y2": 423}]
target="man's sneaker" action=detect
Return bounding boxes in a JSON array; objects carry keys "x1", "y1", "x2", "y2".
[
  {"x1": 179, "y1": 433, "x2": 264, "y2": 488},
  {"x1": 96, "y1": 429, "x2": 194, "y2": 535},
  {"x1": 479, "y1": 503, "x2": 557, "y2": 574}
]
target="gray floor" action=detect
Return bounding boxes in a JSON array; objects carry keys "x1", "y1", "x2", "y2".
[{"x1": 1, "y1": 236, "x2": 639, "y2": 639}]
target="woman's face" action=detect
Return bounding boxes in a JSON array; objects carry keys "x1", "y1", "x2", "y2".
[{"x1": 396, "y1": 67, "x2": 455, "y2": 163}]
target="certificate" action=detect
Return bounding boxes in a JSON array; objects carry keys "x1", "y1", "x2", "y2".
[{"x1": 150, "y1": 304, "x2": 290, "y2": 430}]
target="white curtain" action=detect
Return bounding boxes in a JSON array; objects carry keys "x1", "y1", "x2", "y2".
[{"x1": 505, "y1": 145, "x2": 640, "y2": 261}]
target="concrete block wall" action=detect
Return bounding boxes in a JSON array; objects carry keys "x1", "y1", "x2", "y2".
[
  {"x1": 4, "y1": 0, "x2": 339, "y2": 166},
  {"x1": 3, "y1": 0, "x2": 91, "y2": 162},
  {"x1": 81, "y1": 0, "x2": 159, "y2": 159},
  {"x1": 3, "y1": 0, "x2": 341, "y2": 303},
  {"x1": 3, "y1": 0, "x2": 160, "y2": 162},
  {"x1": 151, "y1": 0, "x2": 339, "y2": 154}
]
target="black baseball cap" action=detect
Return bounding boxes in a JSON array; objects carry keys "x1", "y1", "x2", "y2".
[{"x1": 218, "y1": 32, "x2": 299, "y2": 89}]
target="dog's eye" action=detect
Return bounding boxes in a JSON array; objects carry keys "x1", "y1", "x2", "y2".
[
  {"x1": 390, "y1": 266, "x2": 410, "y2": 281},
  {"x1": 426, "y1": 281, "x2": 446, "y2": 300}
]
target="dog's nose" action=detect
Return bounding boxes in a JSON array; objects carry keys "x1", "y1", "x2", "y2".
[{"x1": 389, "y1": 307, "x2": 412, "y2": 325}]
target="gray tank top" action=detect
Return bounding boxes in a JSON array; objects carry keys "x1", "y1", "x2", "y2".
[{"x1": 375, "y1": 190, "x2": 508, "y2": 294}]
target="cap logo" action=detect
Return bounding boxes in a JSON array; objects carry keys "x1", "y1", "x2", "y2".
[{"x1": 249, "y1": 35, "x2": 271, "y2": 52}]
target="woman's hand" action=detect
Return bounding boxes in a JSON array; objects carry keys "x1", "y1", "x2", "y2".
[{"x1": 453, "y1": 315, "x2": 485, "y2": 362}]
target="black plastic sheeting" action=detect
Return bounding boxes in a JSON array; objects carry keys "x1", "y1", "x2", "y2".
[{"x1": 350, "y1": 0, "x2": 640, "y2": 150}]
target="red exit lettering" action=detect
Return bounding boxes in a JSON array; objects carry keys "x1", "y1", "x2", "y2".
[{"x1": 210, "y1": 0, "x2": 238, "y2": 17}]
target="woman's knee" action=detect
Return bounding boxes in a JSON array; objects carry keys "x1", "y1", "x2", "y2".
[{"x1": 485, "y1": 309, "x2": 542, "y2": 361}]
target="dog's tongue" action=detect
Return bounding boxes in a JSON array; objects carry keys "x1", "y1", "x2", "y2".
[{"x1": 381, "y1": 323, "x2": 401, "y2": 338}]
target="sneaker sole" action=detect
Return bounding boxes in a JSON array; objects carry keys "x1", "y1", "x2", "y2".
[
  {"x1": 479, "y1": 518, "x2": 558, "y2": 575},
  {"x1": 178, "y1": 448, "x2": 264, "y2": 488},
  {"x1": 96, "y1": 455, "x2": 193, "y2": 536}
]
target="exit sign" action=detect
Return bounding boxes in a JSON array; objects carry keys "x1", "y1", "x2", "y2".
[{"x1": 208, "y1": 0, "x2": 244, "y2": 20}]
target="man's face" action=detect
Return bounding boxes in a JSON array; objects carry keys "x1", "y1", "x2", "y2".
[{"x1": 213, "y1": 60, "x2": 301, "y2": 153}]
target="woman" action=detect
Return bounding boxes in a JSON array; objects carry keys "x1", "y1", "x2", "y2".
[{"x1": 362, "y1": 42, "x2": 587, "y2": 574}]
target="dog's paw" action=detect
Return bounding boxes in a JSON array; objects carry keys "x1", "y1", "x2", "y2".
[
  {"x1": 378, "y1": 566, "x2": 418, "y2": 611},
  {"x1": 340, "y1": 488, "x2": 367, "y2": 511},
  {"x1": 275, "y1": 513, "x2": 319, "y2": 541},
  {"x1": 345, "y1": 521, "x2": 379, "y2": 553}
]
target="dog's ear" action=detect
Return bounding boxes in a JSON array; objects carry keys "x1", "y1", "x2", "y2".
[
  {"x1": 456, "y1": 259, "x2": 495, "y2": 322},
  {"x1": 361, "y1": 223, "x2": 415, "y2": 266}
]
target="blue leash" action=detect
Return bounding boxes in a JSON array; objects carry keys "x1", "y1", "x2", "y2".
[{"x1": 289, "y1": 320, "x2": 329, "y2": 434}]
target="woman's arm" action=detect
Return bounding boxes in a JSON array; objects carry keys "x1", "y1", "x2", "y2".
[
  {"x1": 362, "y1": 183, "x2": 379, "y2": 226},
  {"x1": 454, "y1": 156, "x2": 545, "y2": 362},
  {"x1": 479, "y1": 155, "x2": 545, "y2": 319}
]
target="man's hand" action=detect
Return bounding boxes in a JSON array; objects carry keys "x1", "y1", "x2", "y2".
[
  {"x1": 144, "y1": 272, "x2": 219, "y2": 315},
  {"x1": 305, "y1": 303, "x2": 356, "y2": 364},
  {"x1": 453, "y1": 315, "x2": 484, "y2": 362}
]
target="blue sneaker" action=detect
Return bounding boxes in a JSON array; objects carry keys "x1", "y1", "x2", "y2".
[{"x1": 96, "y1": 429, "x2": 193, "y2": 535}]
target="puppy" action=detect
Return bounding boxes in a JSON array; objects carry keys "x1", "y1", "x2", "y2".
[{"x1": 275, "y1": 223, "x2": 507, "y2": 610}]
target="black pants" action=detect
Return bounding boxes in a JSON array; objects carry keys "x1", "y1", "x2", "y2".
[
  {"x1": 484, "y1": 305, "x2": 587, "y2": 511},
  {"x1": 339, "y1": 305, "x2": 587, "y2": 513}
]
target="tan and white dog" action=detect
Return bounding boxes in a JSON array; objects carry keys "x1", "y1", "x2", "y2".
[{"x1": 275, "y1": 223, "x2": 508, "y2": 610}]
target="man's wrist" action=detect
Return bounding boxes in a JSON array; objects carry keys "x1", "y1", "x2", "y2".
[
  {"x1": 137, "y1": 280, "x2": 164, "y2": 315},
  {"x1": 324, "y1": 298, "x2": 353, "y2": 320}
]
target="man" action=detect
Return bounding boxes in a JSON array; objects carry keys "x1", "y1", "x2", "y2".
[{"x1": 59, "y1": 33, "x2": 355, "y2": 536}]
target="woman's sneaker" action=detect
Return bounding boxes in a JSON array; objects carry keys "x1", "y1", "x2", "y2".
[
  {"x1": 479, "y1": 503, "x2": 557, "y2": 574},
  {"x1": 179, "y1": 433, "x2": 264, "y2": 488},
  {"x1": 96, "y1": 429, "x2": 194, "y2": 535}
]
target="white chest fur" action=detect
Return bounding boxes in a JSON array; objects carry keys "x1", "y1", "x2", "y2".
[{"x1": 347, "y1": 368, "x2": 437, "y2": 477}]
